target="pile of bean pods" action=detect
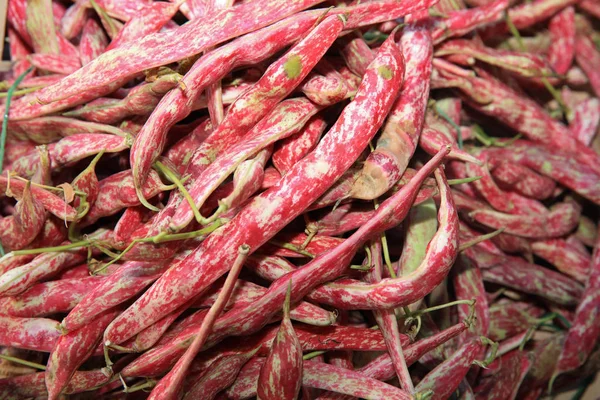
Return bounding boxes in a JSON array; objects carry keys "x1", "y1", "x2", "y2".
[{"x1": 0, "y1": 0, "x2": 599, "y2": 398}]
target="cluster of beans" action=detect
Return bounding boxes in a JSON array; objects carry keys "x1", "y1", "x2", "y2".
[{"x1": 0, "y1": 0, "x2": 599, "y2": 398}]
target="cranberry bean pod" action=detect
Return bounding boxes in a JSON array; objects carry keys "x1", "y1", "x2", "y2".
[
  {"x1": 28, "y1": 53, "x2": 80, "y2": 75},
  {"x1": 9, "y1": 134, "x2": 131, "y2": 178},
  {"x1": 25, "y1": 0, "x2": 59, "y2": 55},
  {"x1": 435, "y1": 39, "x2": 553, "y2": 78},
  {"x1": 272, "y1": 115, "x2": 327, "y2": 175},
  {"x1": 0, "y1": 184, "x2": 46, "y2": 251},
  {"x1": 482, "y1": 142, "x2": 600, "y2": 205},
  {"x1": 303, "y1": 361, "x2": 412, "y2": 400},
  {"x1": 351, "y1": 25, "x2": 431, "y2": 200},
  {"x1": 574, "y1": 35, "x2": 600, "y2": 97},
  {"x1": 551, "y1": 226, "x2": 600, "y2": 381},
  {"x1": 129, "y1": 13, "x2": 343, "y2": 208},
  {"x1": 183, "y1": 349, "x2": 259, "y2": 400},
  {"x1": 0, "y1": 276, "x2": 104, "y2": 318},
  {"x1": 397, "y1": 199, "x2": 438, "y2": 276},
  {"x1": 169, "y1": 98, "x2": 323, "y2": 229},
  {"x1": 415, "y1": 338, "x2": 490, "y2": 400},
  {"x1": 0, "y1": 369, "x2": 112, "y2": 398},
  {"x1": 455, "y1": 75, "x2": 600, "y2": 175},
  {"x1": 204, "y1": 152, "x2": 447, "y2": 354},
  {"x1": 570, "y1": 98, "x2": 600, "y2": 146},
  {"x1": 474, "y1": 350, "x2": 532, "y2": 400},
  {"x1": 62, "y1": 260, "x2": 169, "y2": 332},
  {"x1": 63, "y1": 73, "x2": 183, "y2": 124},
  {"x1": 490, "y1": 161, "x2": 556, "y2": 200},
  {"x1": 531, "y1": 239, "x2": 590, "y2": 283},
  {"x1": 0, "y1": 315, "x2": 60, "y2": 352},
  {"x1": 0, "y1": 177, "x2": 76, "y2": 221},
  {"x1": 430, "y1": 0, "x2": 509, "y2": 44},
  {"x1": 468, "y1": 201, "x2": 580, "y2": 238},
  {"x1": 488, "y1": 300, "x2": 545, "y2": 341},
  {"x1": 45, "y1": 308, "x2": 119, "y2": 400},
  {"x1": 81, "y1": 169, "x2": 172, "y2": 226},
  {"x1": 104, "y1": 34, "x2": 405, "y2": 345},
  {"x1": 0, "y1": 249, "x2": 88, "y2": 297},
  {"x1": 60, "y1": 1, "x2": 87, "y2": 40},
  {"x1": 453, "y1": 255, "x2": 489, "y2": 339},
  {"x1": 36, "y1": 0, "x2": 330, "y2": 104},
  {"x1": 36, "y1": 0, "x2": 436, "y2": 106},
  {"x1": 547, "y1": 7, "x2": 575, "y2": 75},
  {"x1": 481, "y1": 256, "x2": 583, "y2": 305},
  {"x1": 79, "y1": 18, "x2": 108, "y2": 66},
  {"x1": 106, "y1": 1, "x2": 182, "y2": 50},
  {"x1": 7, "y1": 116, "x2": 127, "y2": 144},
  {"x1": 579, "y1": 0, "x2": 600, "y2": 17},
  {"x1": 256, "y1": 284, "x2": 302, "y2": 400},
  {"x1": 304, "y1": 164, "x2": 456, "y2": 310},
  {"x1": 366, "y1": 241, "x2": 414, "y2": 392}
]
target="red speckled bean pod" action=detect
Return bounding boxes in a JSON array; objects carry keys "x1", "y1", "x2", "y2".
[
  {"x1": 7, "y1": 116, "x2": 127, "y2": 144},
  {"x1": 0, "y1": 276, "x2": 104, "y2": 318},
  {"x1": 25, "y1": 0, "x2": 59, "y2": 54},
  {"x1": 551, "y1": 226, "x2": 600, "y2": 382},
  {"x1": 0, "y1": 315, "x2": 60, "y2": 352},
  {"x1": 183, "y1": 348, "x2": 259, "y2": 400},
  {"x1": 571, "y1": 98, "x2": 600, "y2": 147},
  {"x1": 490, "y1": 161, "x2": 556, "y2": 200},
  {"x1": 81, "y1": 169, "x2": 173, "y2": 226},
  {"x1": 303, "y1": 361, "x2": 412, "y2": 400},
  {"x1": 480, "y1": 254, "x2": 583, "y2": 305},
  {"x1": 0, "y1": 183, "x2": 46, "y2": 251},
  {"x1": 79, "y1": 18, "x2": 108, "y2": 66},
  {"x1": 60, "y1": 1, "x2": 87, "y2": 40},
  {"x1": 162, "y1": 14, "x2": 345, "y2": 220},
  {"x1": 454, "y1": 74, "x2": 600, "y2": 175},
  {"x1": 465, "y1": 154, "x2": 547, "y2": 215},
  {"x1": 272, "y1": 115, "x2": 326, "y2": 176},
  {"x1": 397, "y1": 199, "x2": 438, "y2": 277},
  {"x1": 483, "y1": 142, "x2": 600, "y2": 205},
  {"x1": 575, "y1": 35, "x2": 600, "y2": 98},
  {"x1": 62, "y1": 260, "x2": 170, "y2": 332},
  {"x1": 453, "y1": 255, "x2": 489, "y2": 340},
  {"x1": 28, "y1": 53, "x2": 80, "y2": 75},
  {"x1": 104, "y1": 33, "x2": 405, "y2": 345},
  {"x1": 45, "y1": 308, "x2": 119, "y2": 400},
  {"x1": 106, "y1": 1, "x2": 182, "y2": 51},
  {"x1": 481, "y1": 0, "x2": 578, "y2": 40},
  {"x1": 36, "y1": 0, "x2": 332, "y2": 104},
  {"x1": 435, "y1": 39, "x2": 553, "y2": 78},
  {"x1": 429, "y1": 0, "x2": 509, "y2": 44},
  {"x1": 469, "y1": 201, "x2": 580, "y2": 238},
  {"x1": 419, "y1": 124, "x2": 482, "y2": 165},
  {"x1": 474, "y1": 350, "x2": 533, "y2": 400},
  {"x1": 63, "y1": 73, "x2": 184, "y2": 124},
  {"x1": 351, "y1": 25, "x2": 431, "y2": 200},
  {"x1": 0, "y1": 369, "x2": 112, "y2": 398},
  {"x1": 0, "y1": 178, "x2": 73, "y2": 221},
  {"x1": 547, "y1": 6, "x2": 575, "y2": 75},
  {"x1": 488, "y1": 300, "x2": 545, "y2": 342},
  {"x1": 9, "y1": 134, "x2": 131, "y2": 178},
  {"x1": 303, "y1": 164, "x2": 456, "y2": 310},
  {"x1": 256, "y1": 285, "x2": 302, "y2": 400},
  {"x1": 170, "y1": 98, "x2": 323, "y2": 230},
  {"x1": 202, "y1": 153, "x2": 447, "y2": 357},
  {"x1": 579, "y1": 0, "x2": 600, "y2": 17},
  {"x1": 366, "y1": 240, "x2": 414, "y2": 392},
  {"x1": 0, "y1": 248, "x2": 88, "y2": 297},
  {"x1": 415, "y1": 337, "x2": 491, "y2": 400},
  {"x1": 531, "y1": 239, "x2": 590, "y2": 283}
]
